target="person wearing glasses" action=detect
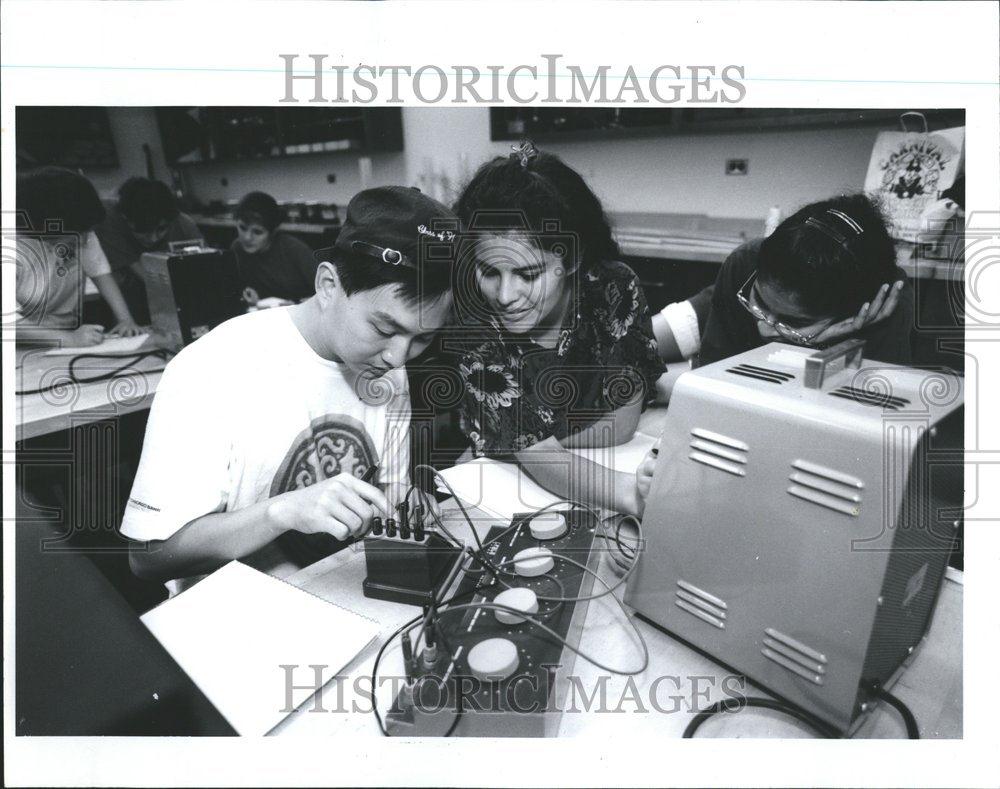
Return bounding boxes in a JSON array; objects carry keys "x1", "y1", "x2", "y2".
[
  {"x1": 697, "y1": 193, "x2": 912, "y2": 367},
  {"x1": 635, "y1": 193, "x2": 913, "y2": 513}
]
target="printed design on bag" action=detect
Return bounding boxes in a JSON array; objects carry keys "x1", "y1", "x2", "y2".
[
  {"x1": 878, "y1": 139, "x2": 952, "y2": 200},
  {"x1": 269, "y1": 413, "x2": 377, "y2": 494}
]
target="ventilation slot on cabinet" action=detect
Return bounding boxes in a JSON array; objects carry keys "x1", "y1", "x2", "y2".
[
  {"x1": 688, "y1": 428, "x2": 748, "y2": 477},
  {"x1": 761, "y1": 627, "x2": 827, "y2": 685},
  {"x1": 829, "y1": 385, "x2": 910, "y2": 411},
  {"x1": 726, "y1": 363, "x2": 794, "y2": 385},
  {"x1": 787, "y1": 459, "x2": 864, "y2": 517},
  {"x1": 674, "y1": 579, "x2": 728, "y2": 629}
]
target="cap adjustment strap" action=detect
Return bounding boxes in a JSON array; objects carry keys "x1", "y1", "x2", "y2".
[{"x1": 351, "y1": 240, "x2": 411, "y2": 268}]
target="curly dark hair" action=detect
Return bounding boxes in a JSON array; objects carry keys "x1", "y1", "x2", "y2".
[
  {"x1": 759, "y1": 192, "x2": 898, "y2": 317},
  {"x1": 453, "y1": 144, "x2": 620, "y2": 274}
]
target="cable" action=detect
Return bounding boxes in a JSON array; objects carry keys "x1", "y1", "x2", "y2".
[
  {"x1": 15, "y1": 349, "x2": 170, "y2": 396},
  {"x1": 403, "y1": 549, "x2": 650, "y2": 675},
  {"x1": 872, "y1": 685, "x2": 920, "y2": 739},
  {"x1": 682, "y1": 697, "x2": 841, "y2": 739},
  {"x1": 415, "y1": 463, "x2": 485, "y2": 552},
  {"x1": 371, "y1": 581, "x2": 484, "y2": 737}
]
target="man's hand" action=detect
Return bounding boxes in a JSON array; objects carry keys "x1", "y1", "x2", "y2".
[
  {"x1": 267, "y1": 473, "x2": 389, "y2": 541},
  {"x1": 69, "y1": 324, "x2": 105, "y2": 347},
  {"x1": 808, "y1": 280, "x2": 905, "y2": 347},
  {"x1": 107, "y1": 319, "x2": 144, "y2": 338}
]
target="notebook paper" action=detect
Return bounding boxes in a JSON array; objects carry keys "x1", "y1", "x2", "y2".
[
  {"x1": 436, "y1": 433, "x2": 657, "y2": 520},
  {"x1": 141, "y1": 561, "x2": 380, "y2": 736}
]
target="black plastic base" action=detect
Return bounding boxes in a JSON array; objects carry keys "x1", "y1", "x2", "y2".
[{"x1": 362, "y1": 533, "x2": 463, "y2": 607}]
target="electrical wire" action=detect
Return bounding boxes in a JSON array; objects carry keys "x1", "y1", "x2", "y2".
[
  {"x1": 402, "y1": 545, "x2": 650, "y2": 676},
  {"x1": 872, "y1": 685, "x2": 920, "y2": 739},
  {"x1": 372, "y1": 464, "x2": 650, "y2": 734},
  {"x1": 682, "y1": 697, "x2": 841, "y2": 739},
  {"x1": 15, "y1": 349, "x2": 170, "y2": 396}
]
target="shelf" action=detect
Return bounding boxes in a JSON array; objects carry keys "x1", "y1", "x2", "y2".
[
  {"x1": 490, "y1": 108, "x2": 965, "y2": 143},
  {"x1": 157, "y1": 107, "x2": 403, "y2": 165}
]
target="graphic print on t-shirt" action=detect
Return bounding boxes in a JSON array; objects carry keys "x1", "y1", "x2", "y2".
[{"x1": 269, "y1": 413, "x2": 378, "y2": 496}]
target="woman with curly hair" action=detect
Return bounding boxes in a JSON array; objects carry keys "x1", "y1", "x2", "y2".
[{"x1": 450, "y1": 143, "x2": 665, "y2": 516}]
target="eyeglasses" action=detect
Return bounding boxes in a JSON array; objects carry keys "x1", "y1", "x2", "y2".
[{"x1": 736, "y1": 270, "x2": 833, "y2": 345}]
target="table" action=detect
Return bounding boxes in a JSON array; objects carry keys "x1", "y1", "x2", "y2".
[
  {"x1": 15, "y1": 346, "x2": 165, "y2": 440},
  {"x1": 610, "y1": 211, "x2": 964, "y2": 281},
  {"x1": 271, "y1": 497, "x2": 962, "y2": 739}
]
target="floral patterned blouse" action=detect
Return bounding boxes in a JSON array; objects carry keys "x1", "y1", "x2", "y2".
[{"x1": 455, "y1": 260, "x2": 665, "y2": 457}]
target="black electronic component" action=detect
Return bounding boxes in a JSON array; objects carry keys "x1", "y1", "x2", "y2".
[
  {"x1": 413, "y1": 506, "x2": 426, "y2": 542},
  {"x1": 371, "y1": 516, "x2": 383, "y2": 536},
  {"x1": 399, "y1": 503, "x2": 411, "y2": 540},
  {"x1": 362, "y1": 532, "x2": 463, "y2": 607},
  {"x1": 385, "y1": 518, "x2": 397, "y2": 538}
]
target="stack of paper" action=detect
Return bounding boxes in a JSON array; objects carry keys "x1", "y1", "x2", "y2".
[{"x1": 141, "y1": 561, "x2": 380, "y2": 736}]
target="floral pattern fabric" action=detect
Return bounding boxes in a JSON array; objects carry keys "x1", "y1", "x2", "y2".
[{"x1": 455, "y1": 260, "x2": 665, "y2": 457}]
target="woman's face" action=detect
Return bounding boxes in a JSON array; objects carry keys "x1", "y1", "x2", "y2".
[
  {"x1": 474, "y1": 233, "x2": 572, "y2": 334},
  {"x1": 236, "y1": 219, "x2": 272, "y2": 254}
]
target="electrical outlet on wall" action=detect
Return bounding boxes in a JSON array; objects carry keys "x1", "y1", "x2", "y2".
[{"x1": 725, "y1": 159, "x2": 749, "y2": 176}]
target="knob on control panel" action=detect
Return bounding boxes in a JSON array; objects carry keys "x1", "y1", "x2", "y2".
[
  {"x1": 467, "y1": 637, "x2": 519, "y2": 682},
  {"x1": 529, "y1": 512, "x2": 568, "y2": 540},
  {"x1": 493, "y1": 588, "x2": 539, "y2": 625},
  {"x1": 511, "y1": 546, "x2": 555, "y2": 577}
]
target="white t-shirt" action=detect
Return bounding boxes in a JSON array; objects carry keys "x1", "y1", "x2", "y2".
[
  {"x1": 15, "y1": 232, "x2": 112, "y2": 328},
  {"x1": 121, "y1": 306, "x2": 411, "y2": 557}
]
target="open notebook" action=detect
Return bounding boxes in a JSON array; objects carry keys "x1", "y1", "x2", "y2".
[
  {"x1": 437, "y1": 432, "x2": 658, "y2": 520},
  {"x1": 141, "y1": 561, "x2": 380, "y2": 736}
]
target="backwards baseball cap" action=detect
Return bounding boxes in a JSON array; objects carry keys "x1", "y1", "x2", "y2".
[{"x1": 316, "y1": 185, "x2": 459, "y2": 271}]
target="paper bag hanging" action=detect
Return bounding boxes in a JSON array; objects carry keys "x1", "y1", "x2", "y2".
[{"x1": 863, "y1": 113, "x2": 965, "y2": 243}]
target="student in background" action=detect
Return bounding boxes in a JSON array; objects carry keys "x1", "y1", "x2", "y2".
[
  {"x1": 698, "y1": 193, "x2": 911, "y2": 367},
  {"x1": 122, "y1": 187, "x2": 456, "y2": 587},
  {"x1": 452, "y1": 144, "x2": 665, "y2": 518},
  {"x1": 230, "y1": 192, "x2": 320, "y2": 304},
  {"x1": 95, "y1": 177, "x2": 203, "y2": 323},
  {"x1": 15, "y1": 167, "x2": 143, "y2": 345}
]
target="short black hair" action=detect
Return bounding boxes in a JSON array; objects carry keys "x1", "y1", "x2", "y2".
[
  {"x1": 235, "y1": 191, "x2": 284, "y2": 233},
  {"x1": 331, "y1": 249, "x2": 452, "y2": 306},
  {"x1": 453, "y1": 145, "x2": 619, "y2": 274},
  {"x1": 18, "y1": 166, "x2": 105, "y2": 234},
  {"x1": 117, "y1": 177, "x2": 179, "y2": 232},
  {"x1": 759, "y1": 193, "x2": 897, "y2": 317}
]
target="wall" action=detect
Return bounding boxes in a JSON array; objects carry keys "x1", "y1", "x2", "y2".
[
  {"x1": 78, "y1": 107, "x2": 171, "y2": 200},
  {"x1": 92, "y1": 107, "x2": 884, "y2": 220}
]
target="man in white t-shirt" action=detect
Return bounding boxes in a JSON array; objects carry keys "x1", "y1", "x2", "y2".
[{"x1": 122, "y1": 186, "x2": 458, "y2": 585}]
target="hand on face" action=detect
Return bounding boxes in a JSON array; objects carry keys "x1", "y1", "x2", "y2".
[{"x1": 803, "y1": 280, "x2": 905, "y2": 347}]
